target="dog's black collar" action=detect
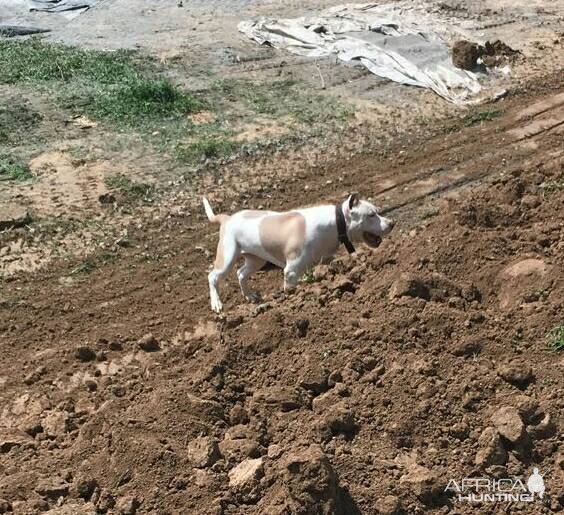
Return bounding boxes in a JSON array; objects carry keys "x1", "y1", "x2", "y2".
[{"x1": 335, "y1": 203, "x2": 355, "y2": 254}]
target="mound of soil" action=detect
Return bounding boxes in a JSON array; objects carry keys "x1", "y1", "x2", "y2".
[
  {"x1": 452, "y1": 39, "x2": 520, "y2": 70},
  {"x1": 451, "y1": 40, "x2": 482, "y2": 70},
  {"x1": 0, "y1": 85, "x2": 563, "y2": 514}
]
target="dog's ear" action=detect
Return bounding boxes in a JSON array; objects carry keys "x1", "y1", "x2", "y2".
[{"x1": 348, "y1": 193, "x2": 360, "y2": 209}]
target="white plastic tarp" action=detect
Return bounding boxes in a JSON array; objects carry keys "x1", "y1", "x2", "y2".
[{"x1": 238, "y1": 2, "x2": 482, "y2": 104}]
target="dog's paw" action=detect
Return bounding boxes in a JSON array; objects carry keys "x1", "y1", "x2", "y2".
[{"x1": 211, "y1": 299, "x2": 223, "y2": 313}]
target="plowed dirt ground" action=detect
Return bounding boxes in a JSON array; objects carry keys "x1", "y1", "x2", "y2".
[{"x1": 1, "y1": 73, "x2": 563, "y2": 514}]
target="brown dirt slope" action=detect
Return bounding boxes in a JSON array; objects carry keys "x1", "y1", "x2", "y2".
[{"x1": 0, "y1": 79, "x2": 563, "y2": 514}]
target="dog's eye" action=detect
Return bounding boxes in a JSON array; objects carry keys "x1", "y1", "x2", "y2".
[{"x1": 369, "y1": 212, "x2": 377, "y2": 217}]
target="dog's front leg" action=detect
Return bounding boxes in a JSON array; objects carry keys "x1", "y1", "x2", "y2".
[{"x1": 283, "y1": 258, "x2": 304, "y2": 293}]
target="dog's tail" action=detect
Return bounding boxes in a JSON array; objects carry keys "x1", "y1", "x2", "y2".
[{"x1": 202, "y1": 197, "x2": 229, "y2": 225}]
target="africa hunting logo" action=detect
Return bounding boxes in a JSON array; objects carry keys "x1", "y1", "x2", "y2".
[{"x1": 445, "y1": 468, "x2": 545, "y2": 503}]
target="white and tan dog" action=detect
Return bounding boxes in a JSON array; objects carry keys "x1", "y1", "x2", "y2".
[{"x1": 203, "y1": 194, "x2": 394, "y2": 313}]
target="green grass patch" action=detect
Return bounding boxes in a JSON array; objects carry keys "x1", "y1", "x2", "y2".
[
  {"x1": 547, "y1": 324, "x2": 564, "y2": 352},
  {"x1": 87, "y1": 78, "x2": 204, "y2": 127},
  {"x1": 211, "y1": 79, "x2": 353, "y2": 125},
  {"x1": 175, "y1": 137, "x2": 238, "y2": 164},
  {"x1": 0, "y1": 39, "x2": 203, "y2": 130},
  {"x1": 462, "y1": 109, "x2": 501, "y2": 127},
  {"x1": 0, "y1": 38, "x2": 138, "y2": 85},
  {"x1": 104, "y1": 174, "x2": 155, "y2": 202},
  {"x1": 0, "y1": 155, "x2": 33, "y2": 181}
]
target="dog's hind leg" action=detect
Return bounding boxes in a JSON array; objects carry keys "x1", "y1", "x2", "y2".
[
  {"x1": 237, "y1": 254, "x2": 266, "y2": 303},
  {"x1": 208, "y1": 229, "x2": 240, "y2": 313}
]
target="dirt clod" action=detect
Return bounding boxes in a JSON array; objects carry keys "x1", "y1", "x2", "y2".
[
  {"x1": 475, "y1": 427, "x2": 508, "y2": 467},
  {"x1": 491, "y1": 406, "x2": 527, "y2": 444},
  {"x1": 137, "y1": 333, "x2": 160, "y2": 352},
  {"x1": 115, "y1": 495, "x2": 140, "y2": 515},
  {"x1": 399, "y1": 464, "x2": 442, "y2": 504},
  {"x1": 228, "y1": 457, "x2": 264, "y2": 488},
  {"x1": 452, "y1": 40, "x2": 482, "y2": 70},
  {"x1": 74, "y1": 346, "x2": 96, "y2": 362},
  {"x1": 497, "y1": 362, "x2": 534, "y2": 388},
  {"x1": 187, "y1": 436, "x2": 220, "y2": 468},
  {"x1": 35, "y1": 477, "x2": 70, "y2": 500}
]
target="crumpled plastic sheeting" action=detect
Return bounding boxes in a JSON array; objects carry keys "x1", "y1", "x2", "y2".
[
  {"x1": 28, "y1": 0, "x2": 100, "y2": 13},
  {"x1": 238, "y1": 2, "x2": 482, "y2": 104}
]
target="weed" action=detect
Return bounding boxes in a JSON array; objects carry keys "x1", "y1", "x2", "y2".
[
  {"x1": 301, "y1": 269, "x2": 316, "y2": 284},
  {"x1": 70, "y1": 253, "x2": 115, "y2": 275},
  {"x1": 104, "y1": 174, "x2": 155, "y2": 202},
  {"x1": 462, "y1": 109, "x2": 501, "y2": 127},
  {"x1": 539, "y1": 179, "x2": 564, "y2": 198},
  {"x1": 175, "y1": 138, "x2": 238, "y2": 164},
  {"x1": 0, "y1": 155, "x2": 33, "y2": 181},
  {"x1": 546, "y1": 324, "x2": 564, "y2": 352}
]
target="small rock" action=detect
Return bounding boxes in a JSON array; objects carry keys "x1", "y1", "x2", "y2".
[
  {"x1": 228, "y1": 458, "x2": 264, "y2": 488},
  {"x1": 321, "y1": 405, "x2": 357, "y2": 434},
  {"x1": 95, "y1": 489, "x2": 115, "y2": 512},
  {"x1": 527, "y1": 413, "x2": 557, "y2": 440},
  {"x1": 109, "y1": 340, "x2": 123, "y2": 351},
  {"x1": 24, "y1": 366, "x2": 47, "y2": 385},
  {"x1": 110, "y1": 385, "x2": 126, "y2": 397},
  {"x1": 451, "y1": 339, "x2": 481, "y2": 357},
  {"x1": 389, "y1": 273, "x2": 429, "y2": 301},
  {"x1": 0, "y1": 428, "x2": 35, "y2": 453},
  {"x1": 399, "y1": 464, "x2": 442, "y2": 503},
  {"x1": 491, "y1": 406, "x2": 527, "y2": 444},
  {"x1": 0, "y1": 499, "x2": 11, "y2": 513},
  {"x1": 267, "y1": 444, "x2": 284, "y2": 459},
  {"x1": 280, "y1": 445, "x2": 338, "y2": 513},
  {"x1": 331, "y1": 276, "x2": 356, "y2": 293},
  {"x1": 115, "y1": 495, "x2": 140, "y2": 515},
  {"x1": 73, "y1": 478, "x2": 98, "y2": 500},
  {"x1": 378, "y1": 495, "x2": 400, "y2": 515},
  {"x1": 361, "y1": 364, "x2": 385, "y2": 384},
  {"x1": 35, "y1": 477, "x2": 70, "y2": 499},
  {"x1": 42, "y1": 410, "x2": 71, "y2": 438},
  {"x1": 187, "y1": 436, "x2": 220, "y2": 468},
  {"x1": 251, "y1": 386, "x2": 304, "y2": 412},
  {"x1": 449, "y1": 421, "x2": 470, "y2": 440},
  {"x1": 74, "y1": 346, "x2": 96, "y2": 362},
  {"x1": 298, "y1": 364, "x2": 329, "y2": 395},
  {"x1": 475, "y1": 427, "x2": 507, "y2": 467},
  {"x1": 229, "y1": 404, "x2": 249, "y2": 425},
  {"x1": 192, "y1": 469, "x2": 214, "y2": 488},
  {"x1": 512, "y1": 395, "x2": 539, "y2": 424},
  {"x1": 220, "y1": 434, "x2": 261, "y2": 463},
  {"x1": 138, "y1": 333, "x2": 160, "y2": 352},
  {"x1": 498, "y1": 363, "x2": 534, "y2": 388},
  {"x1": 295, "y1": 318, "x2": 309, "y2": 337},
  {"x1": 98, "y1": 192, "x2": 115, "y2": 204},
  {"x1": 327, "y1": 370, "x2": 342, "y2": 387},
  {"x1": 0, "y1": 204, "x2": 32, "y2": 230},
  {"x1": 84, "y1": 379, "x2": 98, "y2": 392},
  {"x1": 520, "y1": 194, "x2": 541, "y2": 209}
]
